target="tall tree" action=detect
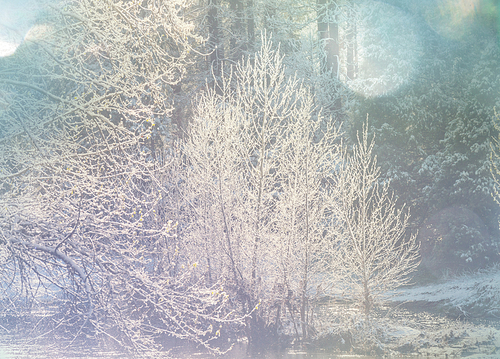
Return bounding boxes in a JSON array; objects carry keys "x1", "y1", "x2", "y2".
[
  {"x1": 207, "y1": 0, "x2": 225, "y2": 91},
  {"x1": 317, "y1": 0, "x2": 339, "y2": 76}
]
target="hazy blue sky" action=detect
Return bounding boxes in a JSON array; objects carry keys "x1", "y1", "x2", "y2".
[{"x1": 0, "y1": 0, "x2": 45, "y2": 57}]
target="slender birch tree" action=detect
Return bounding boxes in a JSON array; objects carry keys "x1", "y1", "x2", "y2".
[{"x1": 335, "y1": 125, "x2": 420, "y2": 319}]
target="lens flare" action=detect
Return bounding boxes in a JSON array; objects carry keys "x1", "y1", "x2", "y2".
[
  {"x1": 0, "y1": 35, "x2": 19, "y2": 57},
  {"x1": 24, "y1": 23, "x2": 51, "y2": 42}
]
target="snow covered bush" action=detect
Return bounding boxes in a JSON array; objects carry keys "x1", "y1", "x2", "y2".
[
  {"x1": 0, "y1": 0, "x2": 240, "y2": 354},
  {"x1": 176, "y1": 35, "x2": 344, "y2": 344}
]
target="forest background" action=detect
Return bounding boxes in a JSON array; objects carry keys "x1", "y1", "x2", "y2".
[{"x1": 0, "y1": 0, "x2": 499, "y2": 356}]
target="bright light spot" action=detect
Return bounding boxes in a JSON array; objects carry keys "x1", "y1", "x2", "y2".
[
  {"x1": 0, "y1": 0, "x2": 45, "y2": 57},
  {"x1": 0, "y1": 36, "x2": 20, "y2": 57}
]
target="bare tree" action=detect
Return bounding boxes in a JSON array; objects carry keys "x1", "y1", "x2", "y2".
[
  {"x1": 179, "y1": 35, "x2": 344, "y2": 344},
  {"x1": 334, "y1": 125, "x2": 420, "y2": 319},
  {"x1": 0, "y1": 0, "x2": 241, "y2": 354}
]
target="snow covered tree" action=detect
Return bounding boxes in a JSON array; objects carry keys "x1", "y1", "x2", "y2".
[
  {"x1": 0, "y1": 0, "x2": 240, "y2": 354},
  {"x1": 334, "y1": 125, "x2": 420, "y2": 318},
  {"x1": 179, "y1": 35, "x2": 344, "y2": 344},
  {"x1": 350, "y1": 26, "x2": 500, "y2": 275}
]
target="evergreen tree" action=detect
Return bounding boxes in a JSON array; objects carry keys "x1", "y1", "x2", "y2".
[{"x1": 350, "y1": 24, "x2": 500, "y2": 274}]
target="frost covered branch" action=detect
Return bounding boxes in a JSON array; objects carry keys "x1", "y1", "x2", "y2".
[{"x1": 0, "y1": 0, "x2": 241, "y2": 354}]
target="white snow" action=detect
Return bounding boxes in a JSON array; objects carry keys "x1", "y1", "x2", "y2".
[{"x1": 393, "y1": 265, "x2": 500, "y2": 318}]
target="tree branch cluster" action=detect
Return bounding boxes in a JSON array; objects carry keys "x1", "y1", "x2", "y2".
[{"x1": 0, "y1": 0, "x2": 419, "y2": 354}]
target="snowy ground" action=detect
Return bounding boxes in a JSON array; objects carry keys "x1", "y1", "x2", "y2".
[
  {"x1": 393, "y1": 265, "x2": 500, "y2": 320},
  {"x1": 2, "y1": 268, "x2": 500, "y2": 357},
  {"x1": 375, "y1": 308, "x2": 500, "y2": 357},
  {"x1": 314, "y1": 266, "x2": 500, "y2": 357},
  {"x1": 382, "y1": 266, "x2": 500, "y2": 356}
]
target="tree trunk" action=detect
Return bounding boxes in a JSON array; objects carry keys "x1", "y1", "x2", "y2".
[
  {"x1": 317, "y1": 0, "x2": 339, "y2": 77},
  {"x1": 229, "y1": 0, "x2": 244, "y2": 60},
  {"x1": 346, "y1": 18, "x2": 356, "y2": 81},
  {"x1": 208, "y1": 0, "x2": 224, "y2": 92},
  {"x1": 246, "y1": 0, "x2": 255, "y2": 54}
]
